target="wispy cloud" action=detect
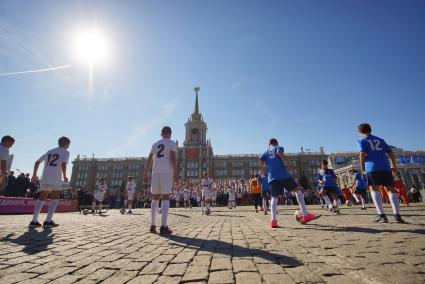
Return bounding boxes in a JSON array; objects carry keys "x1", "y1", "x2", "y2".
[
  {"x1": 232, "y1": 77, "x2": 253, "y2": 90},
  {"x1": 112, "y1": 102, "x2": 178, "y2": 155},
  {"x1": 255, "y1": 99, "x2": 276, "y2": 130}
]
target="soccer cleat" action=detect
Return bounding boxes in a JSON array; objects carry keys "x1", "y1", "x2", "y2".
[
  {"x1": 302, "y1": 213, "x2": 321, "y2": 224},
  {"x1": 159, "y1": 226, "x2": 173, "y2": 235},
  {"x1": 394, "y1": 215, "x2": 406, "y2": 224},
  {"x1": 150, "y1": 225, "x2": 158, "y2": 234},
  {"x1": 271, "y1": 220, "x2": 278, "y2": 228},
  {"x1": 373, "y1": 215, "x2": 388, "y2": 223},
  {"x1": 28, "y1": 221, "x2": 42, "y2": 228},
  {"x1": 127, "y1": 210, "x2": 133, "y2": 214},
  {"x1": 255, "y1": 208, "x2": 258, "y2": 213},
  {"x1": 43, "y1": 221, "x2": 59, "y2": 229},
  {"x1": 264, "y1": 210, "x2": 267, "y2": 215}
]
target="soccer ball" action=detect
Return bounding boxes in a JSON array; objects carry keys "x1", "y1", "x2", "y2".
[
  {"x1": 294, "y1": 210, "x2": 304, "y2": 223},
  {"x1": 82, "y1": 209, "x2": 88, "y2": 215},
  {"x1": 205, "y1": 208, "x2": 211, "y2": 215},
  {"x1": 120, "y1": 208, "x2": 126, "y2": 215}
]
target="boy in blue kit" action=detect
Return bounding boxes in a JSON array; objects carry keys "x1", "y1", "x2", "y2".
[
  {"x1": 318, "y1": 160, "x2": 340, "y2": 214},
  {"x1": 259, "y1": 138, "x2": 320, "y2": 228},
  {"x1": 357, "y1": 123, "x2": 405, "y2": 223},
  {"x1": 258, "y1": 171, "x2": 270, "y2": 215},
  {"x1": 350, "y1": 169, "x2": 368, "y2": 210}
]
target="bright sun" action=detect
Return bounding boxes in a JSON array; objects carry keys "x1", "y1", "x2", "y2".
[{"x1": 75, "y1": 30, "x2": 108, "y2": 64}]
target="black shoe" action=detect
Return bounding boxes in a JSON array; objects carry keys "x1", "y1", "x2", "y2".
[
  {"x1": 150, "y1": 225, "x2": 157, "y2": 234},
  {"x1": 28, "y1": 221, "x2": 42, "y2": 228},
  {"x1": 394, "y1": 215, "x2": 406, "y2": 224},
  {"x1": 373, "y1": 214, "x2": 388, "y2": 223},
  {"x1": 43, "y1": 221, "x2": 59, "y2": 229},
  {"x1": 159, "y1": 226, "x2": 173, "y2": 235},
  {"x1": 360, "y1": 207, "x2": 367, "y2": 210}
]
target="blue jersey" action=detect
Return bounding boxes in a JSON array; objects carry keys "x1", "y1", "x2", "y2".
[
  {"x1": 354, "y1": 172, "x2": 367, "y2": 189},
  {"x1": 318, "y1": 169, "x2": 337, "y2": 188},
  {"x1": 258, "y1": 174, "x2": 270, "y2": 192},
  {"x1": 260, "y1": 146, "x2": 290, "y2": 182},
  {"x1": 357, "y1": 134, "x2": 391, "y2": 172}
]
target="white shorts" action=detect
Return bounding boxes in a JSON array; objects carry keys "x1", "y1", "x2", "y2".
[
  {"x1": 151, "y1": 172, "x2": 173, "y2": 195},
  {"x1": 38, "y1": 184, "x2": 61, "y2": 192},
  {"x1": 127, "y1": 190, "x2": 135, "y2": 200},
  {"x1": 94, "y1": 192, "x2": 105, "y2": 202},
  {"x1": 202, "y1": 188, "x2": 211, "y2": 200}
]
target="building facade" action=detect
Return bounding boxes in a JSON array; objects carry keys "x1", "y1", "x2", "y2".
[{"x1": 70, "y1": 87, "x2": 425, "y2": 193}]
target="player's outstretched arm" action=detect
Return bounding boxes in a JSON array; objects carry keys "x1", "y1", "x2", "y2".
[
  {"x1": 32, "y1": 160, "x2": 41, "y2": 182},
  {"x1": 61, "y1": 162, "x2": 68, "y2": 182},
  {"x1": 143, "y1": 154, "x2": 153, "y2": 183}
]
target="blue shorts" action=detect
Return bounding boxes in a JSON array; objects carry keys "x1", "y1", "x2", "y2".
[
  {"x1": 354, "y1": 187, "x2": 367, "y2": 197},
  {"x1": 261, "y1": 190, "x2": 271, "y2": 198},
  {"x1": 366, "y1": 171, "x2": 394, "y2": 187},
  {"x1": 320, "y1": 186, "x2": 337, "y2": 197},
  {"x1": 269, "y1": 178, "x2": 298, "y2": 197}
]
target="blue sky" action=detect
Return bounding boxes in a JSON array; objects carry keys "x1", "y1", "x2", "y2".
[{"x1": 1, "y1": 0, "x2": 424, "y2": 174}]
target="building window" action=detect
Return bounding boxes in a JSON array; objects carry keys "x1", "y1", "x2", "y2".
[
  {"x1": 215, "y1": 162, "x2": 227, "y2": 168},
  {"x1": 191, "y1": 128, "x2": 199, "y2": 142},
  {"x1": 232, "y1": 161, "x2": 243, "y2": 168},
  {"x1": 112, "y1": 171, "x2": 123, "y2": 178},
  {"x1": 215, "y1": 169, "x2": 227, "y2": 177},
  {"x1": 113, "y1": 164, "x2": 124, "y2": 170},
  {"x1": 187, "y1": 162, "x2": 199, "y2": 169},
  {"x1": 232, "y1": 169, "x2": 244, "y2": 176},
  {"x1": 248, "y1": 161, "x2": 258, "y2": 167}
]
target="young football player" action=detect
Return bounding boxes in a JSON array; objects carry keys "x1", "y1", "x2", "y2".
[
  {"x1": 183, "y1": 187, "x2": 191, "y2": 209},
  {"x1": 249, "y1": 174, "x2": 262, "y2": 213},
  {"x1": 92, "y1": 178, "x2": 107, "y2": 214},
  {"x1": 29, "y1": 137, "x2": 70, "y2": 228},
  {"x1": 357, "y1": 123, "x2": 405, "y2": 223},
  {"x1": 125, "y1": 176, "x2": 136, "y2": 214},
  {"x1": 227, "y1": 184, "x2": 236, "y2": 209},
  {"x1": 350, "y1": 170, "x2": 367, "y2": 210},
  {"x1": 200, "y1": 171, "x2": 213, "y2": 215},
  {"x1": 258, "y1": 171, "x2": 271, "y2": 215},
  {"x1": 260, "y1": 138, "x2": 320, "y2": 228},
  {"x1": 143, "y1": 126, "x2": 178, "y2": 235},
  {"x1": 0, "y1": 135, "x2": 15, "y2": 187},
  {"x1": 394, "y1": 173, "x2": 409, "y2": 205},
  {"x1": 318, "y1": 160, "x2": 340, "y2": 214}
]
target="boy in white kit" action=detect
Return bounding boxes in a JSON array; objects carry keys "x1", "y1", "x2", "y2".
[
  {"x1": 29, "y1": 137, "x2": 70, "y2": 229},
  {"x1": 92, "y1": 178, "x2": 107, "y2": 214},
  {"x1": 143, "y1": 126, "x2": 178, "y2": 235},
  {"x1": 126, "y1": 176, "x2": 136, "y2": 214},
  {"x1": 200, "y1": 171, "x2": 213, "y2": 215},
  {"x1": 0, "y1": 135, "x2": 15, "y2": 187}
]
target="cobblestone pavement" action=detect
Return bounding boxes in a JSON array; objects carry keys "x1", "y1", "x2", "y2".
[{"x1": 1, "y1": 203, "x2": 424, "y2": 284}]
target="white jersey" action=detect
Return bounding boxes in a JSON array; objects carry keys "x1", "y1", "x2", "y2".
[
  {"x1": 0, "y1": 144, "x2": 9, "y2": 163},
  {"x1": 38, "y1": 147, "x2": 70, "y2": 186},
  {"x1": 126, "y1": 181, "x2": 136, "y2": 192},
  {"x1": 183, "y1": 189, "x2": 190, "y2": 200},
  {"x1": 96, "y1": 183, "x2": 107, "y2": 194},
  {"x1": 201, "y1": 178, "x2": 213, "y2": 190},
  {"x1": 150, "y1": 138, "x2": 177, "y2": 174},
  {"x1": 228, "y1": 188, "x2": 236, "y2": 201}
]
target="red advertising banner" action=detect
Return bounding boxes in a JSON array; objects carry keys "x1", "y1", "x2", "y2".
[{"x1": 0, "y1": 197, "x2": 78, "y2": 214}]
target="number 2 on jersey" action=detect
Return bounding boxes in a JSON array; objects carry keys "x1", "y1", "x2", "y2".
[
  {"x1": 47, "y1": 154, "x2": 59, "y2": 166},
  {"x1": 368, "y1": 139, "x2": 383, "y2": 151},
  {"x1": 157, "y1": 144, "x2": 165, "y2": 158}
]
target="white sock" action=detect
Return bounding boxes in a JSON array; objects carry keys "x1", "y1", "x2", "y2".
[
  {"x1": 99, "y1": 203, "x2": 102, "y2": 211},
  {"x1": 360, "y1": 197, "x2": 366, "y2": 208},
  {"x1": 201, "y1": 201, "x2": 204, "y2": 212},
  {"x1": 46, "y1": 199, "x2": 59, "y2": 222},
  {"x1": 161, "y1": 200, "x2": 170, "y2": 227},
  {"x1": 128, "y1": 202, "x2": 132, "y2": 210},
  {"x1": 353, "y1": 194, "x2": 360, "y2": 203},
  {"x1": 151, "y1": 200, "x2": 159, "y2": 226},
  {"x1": 263, "y1": 199, "x2": 268, "y2": 211},
  {"x1": 91, "y1": 202, "x2": 95, "y2": 211},
  {"x1": 271, "y1": 197, "x2": 278, "y2": 221},
  {"x1": 295, "y1": 190, "x2": 308, "y2": 216},
  {"x1": 32, "y1": 200, "x2": 45, "y2": 222},
  {"x1": 323, "y1": 195, "x2": 332, "y2": 206},
  {"x1": 336, "y1": 198, "x2": 341, "y2": 206},
  {"x1": 371, "y1": 190, "x2": 385, "y2": 215},
  {"x1": 388, "y1": 191, "x2": 400, "y2": 215}
]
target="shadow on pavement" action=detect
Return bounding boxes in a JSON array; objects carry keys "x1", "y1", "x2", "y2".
[
  {"x1": 301, "y1": 224, "x2": 425, "y2": 235},
  {"x1": 167, "y1": 235, "x2": 303, "y2": 267},
  {"x1": 1, "y1": 229, "x2": 54, "y2": 255},
  {"x1": 168, "y1": 213, "x2": 190, "y2": 218}
]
